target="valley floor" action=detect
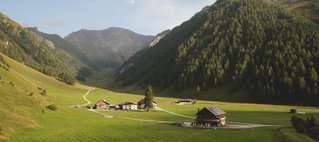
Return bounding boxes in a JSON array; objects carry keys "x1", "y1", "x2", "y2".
[{"x1": 10, "y1": 85, "x2": 319, "y2": 142}]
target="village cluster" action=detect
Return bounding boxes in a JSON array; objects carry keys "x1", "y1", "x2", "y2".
[
  {"x1": 76, "y1": 98, "x2": 227, "y2": 128},
  {"x1": 87, "y1": 99, "x2": 196, "y2": 111},
  {"x1": 90, "y1": 98, "x2": 157, "y2": 110}
]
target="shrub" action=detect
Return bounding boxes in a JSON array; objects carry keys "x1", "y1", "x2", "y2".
[
  {"x1": 309, "y1": 127, "x2": 319, "y2": 140},
  {"x1": 291, "y1": 116, "x2": 319, "y2": 140},
  {"x1": 9, "y1": 81, "x2": 14, "y2": 86},
  {"x1": 40, "y1": 89, "x2": 46, "y2": 96},
  {"x1": 295, "y1": 123, "x2": 307, "y2": 133},
  {"x1": 193, "y1": 99, "x2": 197, "y2": 104},
  {"x1": 290, "y1": 108, "x2": 297, "y2": 113},
  {"x1": 46, "y1": 104, "x2": 57, "y2": 111}
]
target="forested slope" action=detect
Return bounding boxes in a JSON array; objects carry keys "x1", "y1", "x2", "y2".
[
  {"x1": 0, "y1": 13, "x2": 76, "y2": 84},
  {"x1": 117, "y1": 0, "x2": 319, "y2": 105}
]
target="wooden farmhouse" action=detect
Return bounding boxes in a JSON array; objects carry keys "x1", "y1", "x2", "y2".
[
  {"x1": 94, "y1": 100, "x2": 110, "y2": 109},
  {"x1": 137, "y1": 98, "x2": 157, "y2": 109},
  {"x1": 196, "y1": 106, "x2": 226, "y2": 127},
  {"x1": 177, "y1": 99, "x2": 193, "y2": 105},
  {"x1": 119, "y1": 102, "x2": 137, "y2": 110}
]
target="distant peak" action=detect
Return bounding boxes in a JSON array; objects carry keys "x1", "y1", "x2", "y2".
[{"x1": 26, "y1": 27, "x2": 39, "y2": 32}]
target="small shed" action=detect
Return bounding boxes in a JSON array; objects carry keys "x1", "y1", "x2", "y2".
[
  {"x1": 119, "y1": 102, "x2": 137, "y2": 110},
  {"x1": 137, "y1": 98, "x2": 157, "y2": 109},
  {"x1": 94, "y1": 99, "x2": 110, "y2": 109},
  {"x1": 196, "y1": 106, "x2": 226, "y2": 127},
  {"x1": 177, "y1": 99, "x2": 193, "y2": 105}
]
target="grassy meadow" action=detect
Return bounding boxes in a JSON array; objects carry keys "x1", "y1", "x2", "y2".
[{"x1": 10, "y1": 87, "x2": 319, "y2": 142}]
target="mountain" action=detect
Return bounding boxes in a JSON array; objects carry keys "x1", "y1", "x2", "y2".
[
  {"x1": 26, "y1": 27, "x2": 98, "y2": 70},
  {"x1": 117, "y1": 30, "x2": 170, "y2": 75},
  {"x1": 65, "y1": 27, "x2": 155, "y2": 68},
  {"x1": 116, "y1": 0, "x2": 319, "y2": 105},
  {"x1": 0, "y1": 13, "x2": 76, "y2": 84}
]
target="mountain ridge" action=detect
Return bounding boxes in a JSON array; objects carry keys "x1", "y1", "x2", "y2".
[{"x1": 65, "y1": 27, "x2": 155, "y2": 68}]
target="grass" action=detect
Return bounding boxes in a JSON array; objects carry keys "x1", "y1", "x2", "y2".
[
  {"x1": 11, "y1": 86, "x2": 319, "y2": 142},
  {"x1": 275, "y1": 127, "x2": 316, "y2": 142},
  {"x1": 1, "y1": 53, "x2": 319, "y2": 142}
]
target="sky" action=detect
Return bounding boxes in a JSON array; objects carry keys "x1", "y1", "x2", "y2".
[{"x1": 1, "y1": 0, "x2": 215, "y2": 37}]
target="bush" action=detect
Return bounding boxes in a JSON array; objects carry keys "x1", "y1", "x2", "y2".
[
  {"x1": 46, "y1": 104, "x2": 57, "y2": 111},
  {"x1": 309, "y1": 127, "x2": 319, "y2": 140},
  {"x1": 290, "y1": 109, "x2": 297, "y2": 113},
  {"x1": 291, "y1": 116, "x2": 319, "y2": 140},
  {"x1": 295, "y1": 123, "x2": 307, "y2": 133},
  {"x1": 40, "y1": 89, "x2": 46, "y2": 96},
  {"x1": 291, "y1": 116, "x2": 306, "y2": 126},
  {"x1": 193, "y1": 99, "x2": 197, "y2": 104},
  {"x1": 9, "y1": 81, "x2": 14, "y2": 86}
]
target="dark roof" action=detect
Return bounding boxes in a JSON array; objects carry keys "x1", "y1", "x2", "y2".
[
  {"x1": 95, "y1": 99, "x2": 110, "y2": 105},
  {"x1": 178, "y1": 99, "x2": 192, "y2": 102},
  {"x1": 120, "y1": 102, "x2": 136, "y2": 105},
  {"x1": 205, "y1": 106, "x2": 226, "y2": 115},
  {"x1": 138, "y1": 98, "x2": 157, "y2": 104}
]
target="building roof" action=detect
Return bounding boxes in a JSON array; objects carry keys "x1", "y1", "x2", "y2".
[
  {"x1": 138, "y1": 98, "x2": 157, "y2": 104},
  {"x1": 204, "y1": 106, "x2": 226, "y2": 116},
  {"x1": 120, "y1": 102, "x2": 136, "y2": 106},
  {"x1": 95, "y1": 99, "x2": 110, "y2": 105}
]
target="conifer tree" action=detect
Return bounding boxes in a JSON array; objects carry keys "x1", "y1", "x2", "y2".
[{"x1": 144, "y1": 85, "x2": 153, "y2": 112}]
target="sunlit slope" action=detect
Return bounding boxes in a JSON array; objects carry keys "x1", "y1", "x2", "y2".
[{"x1": 0, "y1": 53, "x2": 75, "y2": 141}]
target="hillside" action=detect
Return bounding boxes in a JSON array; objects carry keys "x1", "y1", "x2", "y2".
[
  {"x1": 0, "y1": 53, "x2": 76, "y2": 141},
  {"x1": 65, "y1": 27, "x2": 155, "y2": 68},
  {"x1": 116, "y1": 0, "x2": 319, "y2": 105},
  {"x1": 273, "y1": 0, "x2": 319, "y2": 24},
  {"x1": 27, "y1": 27, "x2": 98, "y2": 70},
  {"x1": 0, "y1": 13, "x2": 76, "y2": 84}
]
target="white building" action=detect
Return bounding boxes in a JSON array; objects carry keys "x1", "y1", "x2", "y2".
[
  {"x1": 119, "y1": 102, "x2": 137, "y2": 110},
  {"x1": 177, "y1": 99, "x2": 193, "y2": 105}
]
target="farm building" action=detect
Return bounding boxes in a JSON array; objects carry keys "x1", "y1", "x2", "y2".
[
  {"x1": 137, "y1": 98, "x2": 157, "y2": 109},
  {"x1": 94, "y1": 100, "x2": 110, "y2": 109},
  {"x1": 177, "y1": 99, "x2": 193, "y2": 105},
  {"x1": 119, "y1": 102, "x2": 137, "y2": 110},
  {"x1": 195, "y1": 106, "x2": 226, "y2": 127}
]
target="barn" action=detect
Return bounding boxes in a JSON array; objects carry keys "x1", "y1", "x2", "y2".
[
  {"x1": 94, "y1": 100, "x2": 110, "y2": 109},
  {"x1": 195, "y1": 106, "x2": 226, "y2": 127},
  {"x1": 137, "y1": 98, "x2": 157, "y2": 109}
]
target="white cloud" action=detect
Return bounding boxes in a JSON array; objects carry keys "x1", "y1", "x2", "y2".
[{"x1": 128, "y1": 0, "x2": 214, "y2": 34}]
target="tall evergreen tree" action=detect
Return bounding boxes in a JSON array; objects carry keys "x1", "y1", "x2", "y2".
[{"x1": 144, "y1": 85, "x2": 154, "y2": 111}]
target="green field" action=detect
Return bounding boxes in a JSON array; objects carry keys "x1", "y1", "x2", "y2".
[
  {"x1": 1, "y1": 53, "x2": 319, "y2": 142},
  {"x1": 10, "y1": 87, "x2": 319, "y2": 142}
]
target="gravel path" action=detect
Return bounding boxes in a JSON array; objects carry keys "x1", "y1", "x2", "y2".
[{"x1": 81, "y1": 88, "x2": 95, "y2": 106}]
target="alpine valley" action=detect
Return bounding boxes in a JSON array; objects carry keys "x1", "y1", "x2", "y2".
[{"x1": 0, "y1": 0, "x2": 319, "y2": 142}]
